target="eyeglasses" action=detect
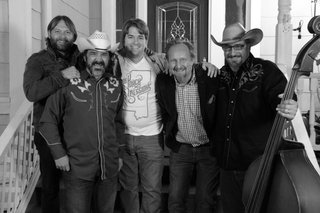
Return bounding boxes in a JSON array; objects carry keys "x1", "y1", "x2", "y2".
[{"x1": 222, "y1": 44, "x2": 246, "y2": 52}]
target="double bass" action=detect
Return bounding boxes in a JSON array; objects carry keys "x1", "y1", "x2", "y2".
[{"x1": 242, "y1": 16, "x2": 320, "y2": 213}]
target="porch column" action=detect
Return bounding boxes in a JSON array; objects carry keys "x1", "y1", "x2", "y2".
[
  {"x1": 275, "y1": 0, "x2": 292, "y2": 77},
  {"x1": 101, "y1": 0, "x2": 116, "y2": 44},
  {"x1": 136, "y1": 0, "x2": 148, "y2": 24}
]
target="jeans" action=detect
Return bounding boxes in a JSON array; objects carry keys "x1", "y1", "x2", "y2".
[
  {"x1": 168, "y1": 143, "x2": 220, "y2": 213},
  {"x1": 119, "y1": 133, "x2": 164, "y2": 213},
  {"x1": 220, "y1": 169, "x2": 246, "y2": 213},
  {"x1": 62, "y1": 171, "x2": 118, "y2": 213},
  {"x1": 34, "y1": 132, "x2": 61, "y2": 213}
]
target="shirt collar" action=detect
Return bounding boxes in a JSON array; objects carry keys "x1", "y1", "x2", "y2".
[{"x1": 175, "y1": 67, "x2": 196, "y2": 87}]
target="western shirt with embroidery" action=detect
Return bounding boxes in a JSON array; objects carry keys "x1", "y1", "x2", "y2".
[
  {"x1": 39, "y1": 71, "x2": 124, "y2": 181},
  {"x1": 175, "y1": 71, "x2": 209, "y2": 146},
  {"x1": 214, "y1": 53, "x2": 288, "y2": 170}
]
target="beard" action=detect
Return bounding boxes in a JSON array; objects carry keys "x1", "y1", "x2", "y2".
[
  {"x1": 171, "y1": 65, "x2": 193, "y2": 84},
  {"x1": 226, "y1": 54, "x2": 243, "y2": 69},
  {"x1": 173, "y1": 65, "x2": 187, "y2": 73},
  {"x1": 50, "y1": 37, "x2": 74, "y2": 52},
  {"x1": 87, "y1": 61, "x2": 107, "y2": 79}
]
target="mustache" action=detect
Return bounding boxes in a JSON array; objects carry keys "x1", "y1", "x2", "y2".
[
  {"x1": 91, "y1": 61, "x2": 106, "y2": 67},
  {"x1": 57, "y1": 38, "x2": 68, "y2": 42},
  {"x1": 51, "y1": 38, "x2": 70, "y2": 44},
  {"x1": 173, "y1": 66, "x2": 187, "y2": 72},
  {"x1": 227, "y1": 54, "x2": 241, "y2": 58}
]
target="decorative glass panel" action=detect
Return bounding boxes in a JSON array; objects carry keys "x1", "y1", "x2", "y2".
[{"x1": 156, "y1": 2, "x2": 198, "y2": 57}]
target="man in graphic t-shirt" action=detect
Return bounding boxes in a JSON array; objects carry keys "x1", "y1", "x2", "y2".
[
  {"x1": 115, "y1": 18, "x2": 166, "y2": 213},
  {"x1": 121, "y1": 60, "x2": 161, "y2": 135},
  {"x1": 114, "y1": 18, "x2": 219, "y2": 213}
]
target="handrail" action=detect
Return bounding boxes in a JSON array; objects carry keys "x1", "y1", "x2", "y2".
[
  {"x1": 0, "y1": 100, "x2": 32, "y2": 155},
  {"x1": 0, "y1": 98, "x2": 40, "y2": 213}
]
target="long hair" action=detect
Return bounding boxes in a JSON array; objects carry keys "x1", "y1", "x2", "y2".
[
  {"x1": 121, "y1": 18, "x2": 149, "y2": 45},
  {"x1": 47, "y1": 15, "x2": 77, "y2": 42}
]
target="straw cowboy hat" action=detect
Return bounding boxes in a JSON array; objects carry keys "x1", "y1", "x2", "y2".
[
  {"x1": 210, "y1": 22, "x2": 263, "y2": 47},
  {"x1": 77, "y1": 30, "x2": 119, "y2": 53}
]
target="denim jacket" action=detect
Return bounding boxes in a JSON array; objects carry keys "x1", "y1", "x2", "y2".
[{"x1": 156, "y1": 64, "x2": 219, "y2": 152}]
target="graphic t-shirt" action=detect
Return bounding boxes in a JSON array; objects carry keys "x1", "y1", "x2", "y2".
[{"x1": 121, "y1": 57, "x2": 162, "y2": 135}]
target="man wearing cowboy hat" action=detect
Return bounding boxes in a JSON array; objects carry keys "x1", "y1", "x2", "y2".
[
  {"x1": 39, "y1": 30, "x2": 124, "y2": 213},
  {"x1": 211, "y1": 23, "x2": 298, "y2": 213}
]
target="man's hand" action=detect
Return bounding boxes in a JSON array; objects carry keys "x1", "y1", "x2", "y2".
[
  {"x1": 276, "y1": 94, "x2": 298, "y2": 120},
  {"x1": 201, "y1": 58, "x2": 220, "y2": 78},
  {"x1": 55, "y1": 155, "x2": 70, "y2": 172},
  {"x1": 118, "y1": 158, "x2": 123, "y2": 171},
  {"x1": 61, "y1": 66, "x2": 80, "y2": 79}
]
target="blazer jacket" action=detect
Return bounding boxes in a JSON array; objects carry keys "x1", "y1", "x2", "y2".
[{"x1": 155, "y1": 64, "x2": 219, "y2": 152}]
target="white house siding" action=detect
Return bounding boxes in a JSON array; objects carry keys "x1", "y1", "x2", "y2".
[
  {"x1": 0, "y1": 0, "x2": 9, "y2": 97},
  {"x1": 259, "y1": 0, "x2": 316, "y2": 113},
  {"x1": 260, "y1": 0, "x2": 278, "y2": 62},
  {"x1": 52, "y1": 0, "x2": 91, "y2": 37},
  {"x1": 0, "y1": 0, "x2": 9, "y2": 133},
  {"x1": 290, "y1": 1, "x2": 319, "y2": 113},
  {"x1": 290, "y1": 1, "x2": 317, "y2": 113},
  {"x1": 32, "y1": 0, "x2": 42, "y2": 53},
  {"x1": 0, "y1": 0, "x2": 98, "y2": 135},
  {"x1": 291, "y1": 1, "x2": 314, "y2": 64},
  {"x1": 257, "y1": 0, "x2": 313, "y2": 66}
]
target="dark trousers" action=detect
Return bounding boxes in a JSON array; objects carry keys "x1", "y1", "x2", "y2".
[
  {"x1": 34, "y1": 132, "x2": 61, "y2": 213},
  {"x1": 220, "y1": 169, "x2": 246, "y2": 213},
  {"x1": 168, "y1": 144, "x2": 220, "y2": 213},
  {"x1": 62, "y1": 172, "x2": 118, "y2": 213}
]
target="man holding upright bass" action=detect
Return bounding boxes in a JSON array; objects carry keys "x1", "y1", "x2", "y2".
[{"x1": 210, "y1": 22, "x2": 298, "y2": 213}]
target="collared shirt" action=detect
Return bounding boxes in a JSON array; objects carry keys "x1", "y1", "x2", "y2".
[
  {"x1": 214, "y1": 53, "x2": 288, "y2": 170},
  {"x1": 39, "y1": 71, "x2": 124, "y2": 181},
  {"x1": 175, "y1": 70, "x2": 209, "y2": 146}
]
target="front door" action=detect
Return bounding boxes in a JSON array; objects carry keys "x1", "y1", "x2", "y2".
[{"x1": 148, "y1": 0, "x2": 208, "y2": 61}]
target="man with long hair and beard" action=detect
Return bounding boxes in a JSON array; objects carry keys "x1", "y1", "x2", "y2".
[{"x1": 23, "y1": 15, "x2": 80, "y2": 213}]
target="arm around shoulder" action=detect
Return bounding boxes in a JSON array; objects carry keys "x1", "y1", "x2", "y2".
[{"x1": 23, "y1": 53, "x2": 69, "y2": 102}]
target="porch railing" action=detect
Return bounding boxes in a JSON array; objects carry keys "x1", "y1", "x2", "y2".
[
  {"x1": 0, "y1": 84, "x2": 319, "y2": 213},
  {"x1": 0, "y1": 99, "x2": 39, "y2": 213}
]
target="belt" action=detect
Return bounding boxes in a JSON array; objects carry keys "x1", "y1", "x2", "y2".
[{"x1": 179, "y1": 142, "x2": 210, "y2": 148}]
